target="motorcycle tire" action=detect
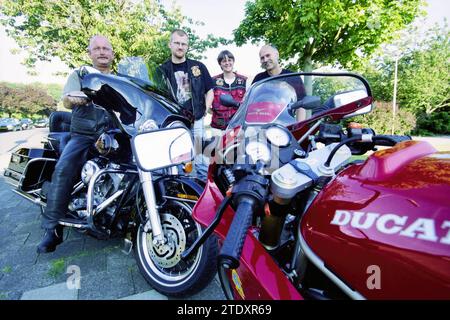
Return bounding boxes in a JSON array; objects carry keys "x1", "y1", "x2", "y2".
[{"x1": 134, "y1": 199, "x2": 218, "y2": 297}]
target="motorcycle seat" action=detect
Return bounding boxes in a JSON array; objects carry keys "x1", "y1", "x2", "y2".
[
  {"x1": 49, "y1": 111, "x2": 72, "y2": 132},
  {"x1": 47, "y1": 111, "x2": 72, "y2": 155},
  {"x1": 48, "y1": 132, "x2": 71, "y2": 155}
]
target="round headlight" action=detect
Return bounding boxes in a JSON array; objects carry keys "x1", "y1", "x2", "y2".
[
  {"x1": 265, "y1": 126, "x2": 291, "y2": 147},
  {"x1": 95, "y1": 133, "x2": 119, "y2": 156},
  {"x1": 245, "y1": 141, "x2": 271, "y2": 163},
  {"x1": 140, "y1": 119, "x2": 159, "y2": 132},
  {"x1": 81, "y1": 160, "x2": 100, "y2": 185}
]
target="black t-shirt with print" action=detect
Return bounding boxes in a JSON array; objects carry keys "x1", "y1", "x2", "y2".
[{"x1": 171, "y1": 61, "x2": 214, "y2": 105}]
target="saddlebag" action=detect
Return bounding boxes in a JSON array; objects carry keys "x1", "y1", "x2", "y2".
[{"x1": 3, "y1": 147, "x2": 57, "y2": 192}]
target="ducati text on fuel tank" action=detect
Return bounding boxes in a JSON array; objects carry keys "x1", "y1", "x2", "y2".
[{"x1": 331, "y1": 210, "x2": 450, "y2": 245}]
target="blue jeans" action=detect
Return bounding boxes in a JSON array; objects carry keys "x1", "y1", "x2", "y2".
[
  {"x1": 41, "y1": 134, "x2": 96, "y2": 229},
  {"x1": 192, "y1": 118, "x2": 208, "y2": 181}
]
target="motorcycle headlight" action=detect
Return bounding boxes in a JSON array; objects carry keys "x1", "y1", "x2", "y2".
[
  {"x1": 245, "y1": 141, "x2": 271, "y2": 163},
  {"x1": 95, "y1": 132, "x2": 119, "y2": 156},
  {"x1": 81, "y1": 160, "x2": 100, "y2": 185},
  {"x1": 140, "y1": 119, "x2": 159, "y2": 132}
]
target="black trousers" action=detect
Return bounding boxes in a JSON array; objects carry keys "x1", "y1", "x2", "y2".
[{"x1": 41, "y1": 134, "x2": 96, "y2": 229}]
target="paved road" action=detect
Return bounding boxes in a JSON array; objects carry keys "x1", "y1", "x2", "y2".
[{"x1": 0, "y1": 128, "x2": 225, "y2": 300}]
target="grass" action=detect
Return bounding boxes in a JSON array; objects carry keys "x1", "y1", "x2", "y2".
[
  {"x1": 48, "y1": 258, "x2": 66, "y2": 278},
  {"x1": 1, "y1": 266, "x2": 12, "y2": 274}
]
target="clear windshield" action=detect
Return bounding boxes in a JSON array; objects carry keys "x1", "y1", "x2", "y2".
[
  {"x1": 227, "y1": 73, "x2": 368, "y2": 131},
  {"x1": 117, "y1": 56, "x2": 175, "y2": 99}
]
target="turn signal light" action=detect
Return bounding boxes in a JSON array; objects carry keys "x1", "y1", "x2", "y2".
[
  {"x1": 183, "y1": 162, "x2": 193, "y2": 173},
  {"x1": 348, "y1": 122, "x2": 363, "y2": 129}
]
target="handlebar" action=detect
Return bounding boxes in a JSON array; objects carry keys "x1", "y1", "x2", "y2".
[
  {"x1": 372, "y1": 134, "x2": 412, "y2": 146},
  {"x1": 218, "y1": 195, "x2": 258, "y2": 269},
  {"x1": 218, "y1": 174, "x2": 269, "y2": 270}
]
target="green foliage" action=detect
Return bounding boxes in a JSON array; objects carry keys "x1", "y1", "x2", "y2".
[
  {"x1": 413, "y1": 109, "x2": 450, "y2": 136},
  {"x1": 357, "y1": 23, "x2": 449, "y2": 114},
  {"x1": 312, "y1": 76, "x2": 366, "y2": 103},
  {"x1": 234, "y1": 0, "x2": 424, "y2": 71},
  {"x1": 397, "y1": 25, "x2": 450, "y2": 115},
  {"x1": 0, "y1": 82, "x2": 57, "y2": 117},
  {"x1": 350, "y1": 101, "x2": 416, "y2": 135},
  {"x1": 0, "y1": 0, "x2": 228, "y2": 71}
]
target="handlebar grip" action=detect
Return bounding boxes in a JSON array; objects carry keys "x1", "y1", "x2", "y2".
[
  {"x1": 374, "y1": 135, "x2": 411, "y2": 146},
  {"x1": 219, "y1": 196, "x2": 257, "y2": 269}
]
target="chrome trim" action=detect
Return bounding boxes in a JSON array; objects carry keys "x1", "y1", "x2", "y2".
[
  {"x1": 138, "y1": 170, "x2": 164, "y2": 244},
  {"x1": 297, "y1": 119, "x2": 323, "y2": 145},
  {"x1": 298, "y1": 228, "x2": 365, "y2": 300},
  {"x1": 12, "y1": 189, "x2": 46, "y2": 207},
  {"x1": 71, "y1": 181, "x2": 84, "y2": 195},
  {"x1": 86, "y1": 168, "x2": 136, "y2": 217},
  {"x1": 93, "y1": 189, "x2": 124, "y2": 215},
  {"x1": 58, "y1": 221, "x2": 86, "y2": 229}
]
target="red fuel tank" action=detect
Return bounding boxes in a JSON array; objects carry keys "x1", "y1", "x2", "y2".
[{"x1": 301, "y1": 141, "x2": 450, "y2": 299}]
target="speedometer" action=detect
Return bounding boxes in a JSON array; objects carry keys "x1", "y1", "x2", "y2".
[
  {"x1": 265, "y1": 126, "x2": 290, "y2": 147},
  {"x1": 245, "y1": 141, "x2": 271, "y2": 163}
]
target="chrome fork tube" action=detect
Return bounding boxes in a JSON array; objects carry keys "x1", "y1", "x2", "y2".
[{"x1": 138, "y1": 169, "x2": 164, "y2": 245}]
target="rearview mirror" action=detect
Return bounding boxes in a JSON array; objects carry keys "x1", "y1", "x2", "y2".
[
  {"x1": 289, "y1": 96, "x2": 321, "y2": 112},
  {"x1": 333, "y1": 89, "x2": 368, "y2": 108},
  {"x1": 132, "y1": 127, "x2": 194, "y2": 171}
]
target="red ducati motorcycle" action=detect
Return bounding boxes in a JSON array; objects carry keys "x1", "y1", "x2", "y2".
[{"x1": 182, "y1": 72, "x2": 450, "y2": 300}]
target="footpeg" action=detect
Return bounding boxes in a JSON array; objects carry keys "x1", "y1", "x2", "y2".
[{"x1": 122, "y1": 238, "x2": 133, "y2": 255}]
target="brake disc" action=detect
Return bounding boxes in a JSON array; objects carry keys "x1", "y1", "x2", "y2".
[{"x1": 146, "y1": 213, "x2": 187, "y2": 268}]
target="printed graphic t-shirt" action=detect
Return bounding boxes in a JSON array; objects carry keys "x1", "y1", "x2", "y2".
[{"x1": 172, "y1": 61, "x2": 192, "y2": 105}]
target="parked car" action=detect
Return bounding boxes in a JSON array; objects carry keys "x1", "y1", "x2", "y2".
[
  {"x1": 34, "y1": 118, "x2": 49, "y2": 128},
  {"x1": 0, "y1": 118, "x2": 22, "y2": 131},
  {"x1": 20, "y1": 118, "x2": 34, "y2": 130}
]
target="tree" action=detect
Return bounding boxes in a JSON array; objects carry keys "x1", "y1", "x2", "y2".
[
  {"x1": 234, "y1": 0, "x2": 425, "y2": 72},
  {"x1": 397, "y1": 25, "x2": 449, "y2": 115},
  {"x1": 0, "y1": 85, "x2": 20, "y2": 117},
  {"x1": 0, "y1": 83, "x2": 57, "y2": 117},
  {"x1": 357, "y1": 23, "x2": 449, "y2": 115},
  {"x1": 0, "y1": 0, "x2": 228, "y2": 71}
]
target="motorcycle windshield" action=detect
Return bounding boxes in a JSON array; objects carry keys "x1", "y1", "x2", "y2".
[
  {"x1": 117, "y1": 57, "x2": 175, "y2": 99},
  {"x1": 226, "y1": 73, "x2": 369, "y2": 131},
  {"x1": 81, "y1": 57, "x2": 183, "y2": 136}
]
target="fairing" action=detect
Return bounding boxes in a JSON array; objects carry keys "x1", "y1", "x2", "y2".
[
  {"x1": 81, "y1": 73, "x2": 186, "y2": 136},
  {"x1": 301, "y1": 141, "x2": 450, "y2": 299}
]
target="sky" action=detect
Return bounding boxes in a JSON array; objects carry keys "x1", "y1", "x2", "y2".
[{"x1": 0, "y1": 0, "x2": 448, "y2": 85}]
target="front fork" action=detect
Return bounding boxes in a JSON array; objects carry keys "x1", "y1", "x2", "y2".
[{"x1": 138, "y1": 169, "x2": 165, "y2": 246}]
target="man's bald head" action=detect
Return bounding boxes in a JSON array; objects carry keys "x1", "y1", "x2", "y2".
[
  {"x1": 259, "y1": 44, "x2": 280, "y2": 74},
  {"x1": 87, "y1": 35, "x2": 114, "y2": 73},
  {"x1": 87, "y1": 35, "x2": 112, "y2": 51},
  {"x1": 259, "y1": 44, "x2": 279, "y2": 58}
]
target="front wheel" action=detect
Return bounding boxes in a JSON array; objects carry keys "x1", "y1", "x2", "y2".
[{"x1": 134, "y1": 200, "x2": 218, "y2": 297}]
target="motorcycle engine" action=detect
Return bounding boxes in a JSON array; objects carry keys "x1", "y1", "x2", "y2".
[{"x1": 71, "y1": 159, "x2": 125, "y2": 222}]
